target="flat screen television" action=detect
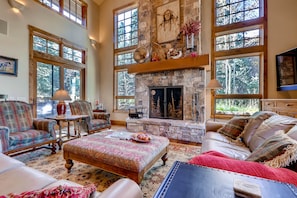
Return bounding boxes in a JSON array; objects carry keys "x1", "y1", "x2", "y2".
[{"x1": 276, "y1": 48, "x2": 297, "y2": 91}]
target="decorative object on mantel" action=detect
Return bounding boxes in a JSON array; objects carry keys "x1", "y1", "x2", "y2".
[
  {"x1": 180, "y1": 19, "x2": 201, "y2": 51},
  {"x1": 167, "y1": 48, "x2": 183, "y2": 59},
  {"x1": 133, "y1": 46, "x2": 150, "y2": 63}
]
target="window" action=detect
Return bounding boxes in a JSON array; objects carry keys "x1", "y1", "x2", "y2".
[
  {"x1": 212, "y1": 0, "x2": 267, "y2": 117},
  {"x1": 114, "y1": 5, "x2": 138, "y2": 111},
  {"x1": 29, "y1": 25, "x2": 86, "y2": 118},
  {"x1": 36, "y1": 0, "x2": 87, "y2": 27}
]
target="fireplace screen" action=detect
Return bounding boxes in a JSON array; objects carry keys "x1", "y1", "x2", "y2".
[{"x1": 149, "y1": 86, "x2": 183, "y2": 120}]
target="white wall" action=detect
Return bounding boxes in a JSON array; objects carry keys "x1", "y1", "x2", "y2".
[
  {"x1": 0, "y1": 0, "x2": 100, "y2": 103},
  {"x1": 98, "y1": 0, "x2": 134, "y2": 122}
]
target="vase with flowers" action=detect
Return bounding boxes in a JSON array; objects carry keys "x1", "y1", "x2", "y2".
[{"x1": 180, "y1": 19, "x2": 201, "y2": 51}]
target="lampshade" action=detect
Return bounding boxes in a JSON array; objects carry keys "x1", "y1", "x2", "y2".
[
  {"x1": 206, "y1": 79, "x2": 223, "y2": 90},
  {"x1": 52, "y1": 89, "x2": 71, "y2": 117},
  {"x1": 52, "y1": 89, "x2": 71, "y2": 101}
]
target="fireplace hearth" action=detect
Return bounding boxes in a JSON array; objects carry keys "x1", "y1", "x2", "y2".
[{"x1": 149, "y1": 86, "x2": 183, "y2": 120}]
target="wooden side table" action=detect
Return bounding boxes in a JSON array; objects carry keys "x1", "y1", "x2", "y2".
[
  {"x1": 46, "y1": 115, "x2": 89, "y2": 149},
  {"x1": 93, "y1": 109, "x2": 106, "y2": 113}
]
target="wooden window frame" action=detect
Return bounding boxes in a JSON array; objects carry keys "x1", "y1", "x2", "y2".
[
  {"x1": 211, "y1": 0, "x2": 267, "y2": 119},
  {"x1": 28, "y1": 25, "x2": 86, "y2": 117}
]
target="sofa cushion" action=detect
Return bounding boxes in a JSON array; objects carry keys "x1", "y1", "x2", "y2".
[
  {"x1": 248, "y1": 115, "x2": 297, "y2": 151},
  {"x1": 189, "y1": 151, "x2": 297, "y2": 187},
  {"x1": 0, "y1": 166, "x2": 56, "y2": 195},
  {"x1": 0, "y1": 153, "x2": 24, "y2": 174},
  {"x1": 201, "y1": 133, "x2": 251, "y2": 160},
  {"x1": 241, "y1": 111, "x2": 276, "y2": 145},
  {"x1": 246, "y1": 130, "x2": 297, "y2": 168},
  {"x1": 217, "y1": 117, "x2": 250, "y2": 140},
  {"x1": 6, "y1": 183, "x2": 96, "y2": 198}
]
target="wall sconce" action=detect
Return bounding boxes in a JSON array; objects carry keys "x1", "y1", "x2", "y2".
[
  {"x1": 206, "y1": 78, "x2": 223, "y2": 121},
  {"x1": 8, "y1": 0, "x2": 25, "y2": 11},
  {"x1": 89, "y1": 38, "x2": 97, "y2": 47}
]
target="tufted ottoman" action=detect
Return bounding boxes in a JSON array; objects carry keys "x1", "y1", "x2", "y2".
[{"x1": 63, "y1": 130, "x2": 169, "y2": 184}]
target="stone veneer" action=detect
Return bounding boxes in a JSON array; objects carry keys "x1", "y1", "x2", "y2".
[
  {"x1": 135, "y1": 68, "x2": 206, "y2": 122},
  {"x1": 126, "y1": 118, "x2": 205, "y2": 143}
]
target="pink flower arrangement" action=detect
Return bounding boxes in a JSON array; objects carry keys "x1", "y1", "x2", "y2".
[{"x1": 180, "y1": 19, "x2": 201, "y2": 36}]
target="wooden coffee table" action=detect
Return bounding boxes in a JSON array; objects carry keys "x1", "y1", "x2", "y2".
[{"x1": 63, "y1": 130, "x2": 169, "y2": 184}]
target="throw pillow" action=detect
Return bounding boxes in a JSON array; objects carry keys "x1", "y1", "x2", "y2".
[
  {"x1": 189, "y1": 151, "x2": 297, "y2": 187},
  {"x1": 6, "y1": 184, "x2": 96, "y2": 198},
  {"x1": 246, "y1": 130, "x2": 297, "y2": 168},
  {"x1": 217, "y1": 117, "x2": 250, "y2": 140},
  {"x1": 240, "y1": 111, "x2": 276, "y2": 145},
  {"x1": 248, "y1": 114, "x2": 297, "y2": 151}
]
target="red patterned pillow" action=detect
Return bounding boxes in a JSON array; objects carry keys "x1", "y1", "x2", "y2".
[
  {"x1": 217, "y1": 117, "x2": 250, "y2": 139},
  {"x1": 189, "y1": 151, "x2": 297, "y2": 186},
  {"x1": 6, "y1": 184, "x2": 96, "y2": 198}
]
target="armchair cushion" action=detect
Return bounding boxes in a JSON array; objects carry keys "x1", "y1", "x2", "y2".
[{"x1": 0, "y1": 101, "x2": 34, "y2": 133}]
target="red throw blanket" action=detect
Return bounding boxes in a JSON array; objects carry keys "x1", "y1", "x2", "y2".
[{"x1": 189, "y1": 151, "x2": 297, "y2": 186}]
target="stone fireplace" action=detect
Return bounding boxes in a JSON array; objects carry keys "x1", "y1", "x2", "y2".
[
  {"x1": 135, "y1": 68, "x2": 205, "y2": 122},
  {"x1": 149, "y1": 86, "x2": 183, "y2": 120},
  {"x1": 126, "y1": 55, "x2": 209, "y2": 143}
]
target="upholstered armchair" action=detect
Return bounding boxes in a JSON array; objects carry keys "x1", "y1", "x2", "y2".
[
  {"x1": 69, "y1": 100, "x2": 111, "y2": 134},
  {"x1": 0, "y1": 101, "x2": 57, "y2": 155}
]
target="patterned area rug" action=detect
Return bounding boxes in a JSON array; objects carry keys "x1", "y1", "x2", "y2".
[{"x1": 14, "y1": 142, "x2": 201, "y2": 198}]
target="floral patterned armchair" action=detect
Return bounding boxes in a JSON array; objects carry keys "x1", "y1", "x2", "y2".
[
  {"x1": 69, "y1": 100, "x2": 111, "y2": 134},
  {"x1": 0, "y1": 101, "x2": 57, "y2": 155}
]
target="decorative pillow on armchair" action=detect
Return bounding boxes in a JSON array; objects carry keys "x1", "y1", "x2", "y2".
[
  {"x1": 246, "y1": 130, "x2": 297, "y2": 168},
  {"x1": 217, "y1": 117, "x2": 250, "y2": 139}
]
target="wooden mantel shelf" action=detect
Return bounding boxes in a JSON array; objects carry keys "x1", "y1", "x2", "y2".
[{"x1": 127, "y1": 54, "x2": 209, "y2": 74}]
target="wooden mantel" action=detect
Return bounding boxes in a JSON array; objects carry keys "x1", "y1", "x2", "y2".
[{"x1": 127, "y1": 54, "x2": 209, "y2": 74}]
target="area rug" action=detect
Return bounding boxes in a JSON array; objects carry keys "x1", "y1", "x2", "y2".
[{"x1": 14, "y1": 142, "x2": 201, "y2": 198}]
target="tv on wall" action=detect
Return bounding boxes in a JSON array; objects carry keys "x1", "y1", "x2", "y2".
[{"x1": 276, "y1": 48, "x2": 297, "y2": 91}]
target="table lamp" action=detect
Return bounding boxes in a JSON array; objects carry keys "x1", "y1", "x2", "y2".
[
  {"x1": 206, "y1": 79, "x2": 223, "y2": 121},
  {"x1": 52, "y1": 89, "x2": 71, "y2": 117}
]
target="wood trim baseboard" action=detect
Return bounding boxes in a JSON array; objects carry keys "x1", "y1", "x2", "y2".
[{"x1": 111, "y1": 120, "x2": 126, "y2": 126}]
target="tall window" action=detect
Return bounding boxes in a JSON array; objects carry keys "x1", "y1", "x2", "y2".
[
  {"x1": 212, "y1": 0, "x2": 267, "y2": 117},
  {"x1": 36, "y1": 0, "x2": 87, "y2": 27},
  {"x1": 113, "y1": 5, "x2": 138, "y2": 111},
  {"x1": 29, "y1": 25, "x2": 86, "y2": 118}
]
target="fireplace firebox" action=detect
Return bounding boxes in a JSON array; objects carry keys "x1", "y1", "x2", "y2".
[{"x1": 149, "y1": 86, "x2": 183, "y2": 120}]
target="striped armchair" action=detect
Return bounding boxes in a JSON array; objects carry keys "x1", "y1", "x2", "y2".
[
  {"x1": 69, "y1": 100, "x2": 111, "y2": 134},
  {"x1": 0, "y1": 101, "x2": 57, "y2": 155}
]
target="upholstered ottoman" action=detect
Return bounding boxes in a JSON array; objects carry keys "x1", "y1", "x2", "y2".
[{"x1": 63, "y1": 130, "x2": 169, "y2": 184}]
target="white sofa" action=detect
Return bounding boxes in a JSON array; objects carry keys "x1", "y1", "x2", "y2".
[{"x1": 0, "y1": 153, "x2": 143, "y2": 198}]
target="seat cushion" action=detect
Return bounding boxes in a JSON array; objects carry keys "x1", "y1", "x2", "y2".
[
  {"x1": 189, "y1": 151, "x2": 297, "y2": 187},
  {"x1": 201, "y1": 133, "x2": 251, "y2": 160},
  {"x1": 9, "y1": 129, "x2": 52, "y2": 148}
]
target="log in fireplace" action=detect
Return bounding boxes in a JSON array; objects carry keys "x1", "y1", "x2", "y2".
[{"x1": 149, "y1": 86, "x2": 183, "y2": 120}]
